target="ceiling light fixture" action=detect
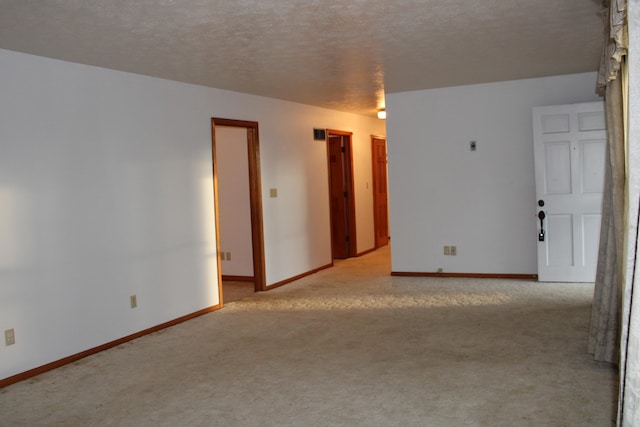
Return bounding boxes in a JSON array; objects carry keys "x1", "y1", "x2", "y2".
[{"x1": 377, "y1": 110, "x2": 386, "y2": 120}]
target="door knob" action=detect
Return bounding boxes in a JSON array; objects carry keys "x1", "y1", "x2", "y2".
[{"x1": 538, "y1": 210, "x2": 546, "y2": 241}]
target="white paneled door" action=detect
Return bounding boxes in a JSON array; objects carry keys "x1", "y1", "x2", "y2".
[{"x1": 533, "y1": 102, "x2": 606, "y2": 282}]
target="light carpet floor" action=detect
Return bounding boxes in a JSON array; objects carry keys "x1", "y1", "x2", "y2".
[{"x1": 0, "y1": 246, "x2": 618, "y2": 426}]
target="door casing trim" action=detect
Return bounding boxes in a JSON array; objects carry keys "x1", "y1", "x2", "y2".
[{"x1": 211, "y1": 118, "x2": 267, "y2": 300}]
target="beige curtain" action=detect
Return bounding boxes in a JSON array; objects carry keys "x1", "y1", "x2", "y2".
[
  {"x1": 588, "y1": 0, "x2": 628, "y2": 364},
  {"x1": 589, "y1": 70, "x2": 625, "y2": 363},
  {"x1": 597, "y1": 0, "x2": 628, "y2": 94}
]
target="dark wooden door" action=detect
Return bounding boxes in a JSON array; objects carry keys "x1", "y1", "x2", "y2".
[
  {"x1": 372, "y1": 137, "x2": 389, "y2": 248},
  {"x1": 328, "y1": 135, "x2": 349, "y2": 259}
]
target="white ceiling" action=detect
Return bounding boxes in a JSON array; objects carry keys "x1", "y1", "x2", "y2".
[{"x1": 0, "y1": 0, "x2": 604, "y2": 116}]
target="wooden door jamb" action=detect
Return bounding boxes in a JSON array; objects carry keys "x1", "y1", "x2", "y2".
[{"x1": 211, "y1": 118, "x2": 267, "y2": 301}]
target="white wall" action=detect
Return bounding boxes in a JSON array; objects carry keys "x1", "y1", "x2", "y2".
[
  {"x1": 0, "y1": 48, "x2": 384, "y2": 381},
  {"x1": 216, "y1": 126, "x2": 253, "y2": 277},
  {"x1": 386, "y1": 73, "x2": 601, "y2": 274}
]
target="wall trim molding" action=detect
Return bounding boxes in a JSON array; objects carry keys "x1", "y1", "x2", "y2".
[
  {"x1": 0, "y1": 304, "x2": 222, "y2": 388},
  {"x1": 356, "y1": 247, "x2": 377, "y2": 257},
  {"x1": 266, "y1": 263, "x2": 334, "y2": 290},
  {"x1": 391, "y1": 272, "x2": 538, "y2": 280},
  {"x1": 222, "y1": 275, "x2": 254, "y2": 282}
]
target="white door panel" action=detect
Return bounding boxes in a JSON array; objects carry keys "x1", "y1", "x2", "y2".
[
  {"x1": 547, "y1": 214, "x2": 572, "y2": 266},
  {"x1": 544, "y1": 141, "x2": 572, "y2": 194},
  {"x1": 533, "y1": 102, "x2": 606, "y2": 282},
  {"x1": 581, "y1": 140, "x2": 606, "y2": 193}
]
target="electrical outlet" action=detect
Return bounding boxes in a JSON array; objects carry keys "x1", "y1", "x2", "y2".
[
  {"x1": 444, "y1": 246, "x2": 450, "y2": 255},
  {"x1": 270, "y1": 188, "x2": 278, "y2": 198},
  {"x1": 226, "y1": 252, "x2": 231, "y2": 261},
  {"x1": 5, "y1": 328, "x2": 15, "y2": 346},
  {"x1": 130, "y1": 295, "x2": 137, "y2": 309},
  {"x1": 450, "y1": 246, "x2": 457, "y2": 256}
]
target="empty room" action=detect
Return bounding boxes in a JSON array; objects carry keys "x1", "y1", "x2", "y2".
[{"x1": 1, "y1": 1, "x2": 640, "y2": 425}]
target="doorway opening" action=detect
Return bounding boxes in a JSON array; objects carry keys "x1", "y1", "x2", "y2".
[
  {"x1": 211, "y1": 118, "x2": 266, "y2": 306},
  {"x1": 371, "y1": 136, "x2": 389, "y2": 249},
  {"x1": 326, "y1": 129, "x2": 357, "y2": 259}
]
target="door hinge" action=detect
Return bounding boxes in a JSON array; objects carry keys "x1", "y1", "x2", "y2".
[
  {"x1": 343, "y1": 191, "x2": 348, "y2": 197},
  {"x1": 341, "y1": 146, "x2": 345, "y2": 153},
  {"x1": 346, "y1": 236, "x2": 350, "y2": 242}
]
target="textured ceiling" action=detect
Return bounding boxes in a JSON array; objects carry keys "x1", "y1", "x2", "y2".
[{"x1": 0, "y1": 0, "x2": 604, "y2": 116}]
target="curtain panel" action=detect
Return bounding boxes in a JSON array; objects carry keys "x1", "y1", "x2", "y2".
[
  {"x1": 591, "y1": 1, "x2": 636, "y2": 426},
  {"x1": 597, "y1": 0, "x2": 628, "y2": 94},
  {"x1": 590, "y1": 71, "x2": 625, "y2": 363},
  {"x1": 590, "y1": 0, "x2": 628, "y2": 364}
]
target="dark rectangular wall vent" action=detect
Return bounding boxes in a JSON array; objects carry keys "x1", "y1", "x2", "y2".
[{"x1": 313, "y1": 128, "x2": 326, "y2": 140}]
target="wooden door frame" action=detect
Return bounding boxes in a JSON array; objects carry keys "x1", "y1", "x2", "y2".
[
  {"x1": 211, "y1": 118, "x2": 267, "y2": 303},
  {"x1": 326, "y1": 129, "x2": 357, "y2": 258},
  {"x1": 371, "y1": 135, "x2": 389, "y2": 249}
]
